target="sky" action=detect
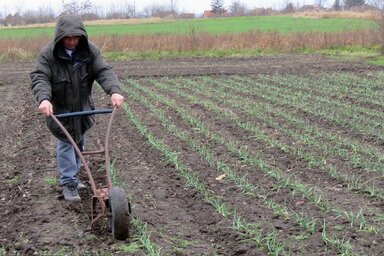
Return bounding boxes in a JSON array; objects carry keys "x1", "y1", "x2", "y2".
[{"x1": 0, "y1": 0, "x2": 323, "y2": 16}]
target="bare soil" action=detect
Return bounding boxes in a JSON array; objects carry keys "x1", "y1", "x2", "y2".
[{"x1": 0, "y1": 55, "x2": 383, "y2": 255}]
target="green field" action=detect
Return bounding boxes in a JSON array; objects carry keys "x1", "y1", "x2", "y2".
[
  {"x1": 0, "y1": 15, "x2": 377, "y2": 39},
  {"x1": 118, "y1": 69, "x2": 384, "y2": 255}
]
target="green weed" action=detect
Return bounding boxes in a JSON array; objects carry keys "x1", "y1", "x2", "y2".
[{"x1": 43, "y1": 176, "x2": 58, "y2": 186}]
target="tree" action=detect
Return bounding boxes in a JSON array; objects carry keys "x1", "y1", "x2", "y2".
[
  {"x1": 332, "y1": 0, "x2": 342, "y2": 10},
  {"x1": 62, "y1": 0, "x2": 92, "y2": 15},
  {"x1": 283, "y1": 2, "x2": 295, "y2": 13},
  {"x1": 367, "y1": 0, "x2": 384, "y2": 9},
  {"x1": 168, "y1": 0, "x2": 178, "y2": 15},
  {"x1": 23, "y1": 5, "x2": 55, "y2": 24},
  {"x1": 211, "y1": 0, "x2": 226, "y2": 14},
  {"x1": 229, "y1": 1, "x2": 247, "y2": 16},
  {"x1": 106, "y1": 1, "x2": 135, "y2": 19},
  {"x1": 139, "y1": 4, "x2": 173, "y2": 18},
  {"x1": 314, "y1": 0, "x2": 328, "y2": 8},
  {"x1": 344, "y1": 0, "x2": 365, "y2": 9},
  {"x1": 368, "y1": 0, "x2": 384, "y2": 54}
]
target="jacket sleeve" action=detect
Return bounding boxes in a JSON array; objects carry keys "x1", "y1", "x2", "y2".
[
  {"x1": 30, "y1": 53, "x2": 53, "y2": 104},
  {"x1": 91, "y1": 45, "x2": 121, "y2": 95}
]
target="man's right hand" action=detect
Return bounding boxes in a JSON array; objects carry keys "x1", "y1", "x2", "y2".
[{"x1": 39, "y1": 100, "x2": 53, "y2": 116}]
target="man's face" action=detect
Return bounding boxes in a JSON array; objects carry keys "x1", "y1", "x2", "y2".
[{"x1": 63, "y1": 36, "x2": 80, "y2": 50}]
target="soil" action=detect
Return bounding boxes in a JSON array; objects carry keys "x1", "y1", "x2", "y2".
[{"x1": 0, "y1": 55, "x2": 383, "y2": 255}]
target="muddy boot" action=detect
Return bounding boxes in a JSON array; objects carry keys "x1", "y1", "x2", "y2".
[
  {"x1": 62, "y1": 183, "x2": 81, "y2": 202},
  {"x1": 77, "y1": 180, "x2": 87, "y2": 190}
]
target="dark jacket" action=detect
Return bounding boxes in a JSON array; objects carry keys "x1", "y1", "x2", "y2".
[{"x1": 30, "y1": 15, "x2": 121, "y2": 143}]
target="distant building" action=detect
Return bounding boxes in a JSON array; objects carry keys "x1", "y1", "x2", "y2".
[
  {"x1": 203, "y1": 10, "x2": 229, "y2": 18},
  {"x1": 4, "y1": 13, "x2": 25, "y2": 26},
  {"x1": 180, "y1": 13, "x2": 195, "y2": 19},
  {"x1": 250, "y1": 8, "x2": 276, "y2": 16},
  {"x1": 350, "y1": 5, "x2": 379, "y2": 12},
  {"x1": 299, "y1": 5, "x2": 325, "y2": 12}
]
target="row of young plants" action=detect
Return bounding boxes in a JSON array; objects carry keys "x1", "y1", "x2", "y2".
[
  {"x1": 120, "y1": 101, "x2": 288, "y2": 255},
  {"x1": 258, "y1": 73, "x2": 384, "y2": 112},
  {"x1": 151, "y1": 76, "x2": 384, "y2": 225},
  {"x1": 111, "y1": 70, "x2": 383, "y2": 255},
  {"x1": 122, "y1": 79, "x2": 362, "y2": 254},
  {"x1": 153, "y1": 75, "x2": 384, "y2": 209},
  {"x1": 236, "y1": 74, "x2": 384, "y2": 141},
  {"x1": 217, "y1": 75, "x2": 384, "y2": 195},
  {"x1": 108, "y1": 160, "x2": 162, "y2": 255},
  {"x1": 94, "y1": 89, "x2": 223, "y2": 255},
  {"x1": 118, "y1": 78, "x2": 382, "y2": 256},
  {"x1": 228, "y1": 74, "x2": 384, "y2": 142},
  {"x1": 252, "y1": 73, "x2": 384, "y2": 116},
  {"x1": 178, "y1": 74, "x2": 384, "y2": 203},
  {"x1": 122, "y1": 72, "x2": 384, "y2": 253},
  {"x1": 211, "y1": 77, "x2": 383, "y2": 175},
  {"x1": 311, "y1": 72, "x2": 384, "y2": 104}
]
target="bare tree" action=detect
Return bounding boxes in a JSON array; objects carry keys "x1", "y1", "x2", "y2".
[
  {"x1": 368, "y1": 0, "x2": 384, "y2": 53},
  {"x1": 106, "y1": 1, "x2": 135, "y2": 19},
  {"x1": 229, "y1": 1, "x2": 247, "y2": 16},
  {"x1": 62, "y1": 0, "x2": 92, "y2": 15},
  {"x1": 89, "y1": 4, "x2": 104, "y2": 18},
  {"x1": 283, "y1": 2, "x2": 295, "y2": 13},
  {"x1": 13, "y1": 3, "x2": 23, "y2": 14},
  {"x1": 139, "y1": 4, "x2": 173, "y2": 18},
  {"x1": 367, "y1": 0, "x2": 384, "y2": 9},
  {"x1": 141, "y1": 5, "x2": 153, "y2": 18},
  {"x1": 133, "y1": 0, "x2": 136, "y2": 18},
  {"x1": 152, "y1": 4, "x2": 174, "y2": 18},
  {"x1": 344, "y1": 0, "x2": 366, "y2": 9},
  {"x1": 332, "y1": 0, "x2": 342, "y2": 10},
  {"x1": 23, "y1": 4, "x2": 55, "y2": 24},
  {"x1": 168, "y1": 0, "x2": 178, "y2": 15},
  {"x1": 314, "y1": 0, "x2": 328, "y2": 7}
]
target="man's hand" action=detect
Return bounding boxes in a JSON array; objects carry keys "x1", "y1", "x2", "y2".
[
  {"x1": 111, "y1": 93, "x2": 124, "y2": 108},
  {"x1": 39, "y1": 99, "x2": 53, "y2": 116}
]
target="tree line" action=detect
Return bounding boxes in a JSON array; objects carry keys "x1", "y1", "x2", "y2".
[{"x1": 0, "y1": 0, "x2": 378, "y2": 26}]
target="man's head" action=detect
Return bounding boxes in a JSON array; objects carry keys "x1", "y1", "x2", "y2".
[
  {"x1": 63, "y1": 36, "x2": 80, "y2": 50},
  {"x1": 53, "y1": 15, "x2": 88, "y2": 54}
]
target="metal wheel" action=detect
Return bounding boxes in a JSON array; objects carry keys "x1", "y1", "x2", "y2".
[{"x1": 109, "y1": 187, "x2": 130, "y2": 240}]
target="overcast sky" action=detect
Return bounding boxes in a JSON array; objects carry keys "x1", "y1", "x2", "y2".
[{"x1": 0, "y1": 0, "x2": 325, "y2": 15}]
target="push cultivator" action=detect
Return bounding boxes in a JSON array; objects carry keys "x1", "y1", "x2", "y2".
[{"x1": 50, "y1": 107, "x2": 130, "y2": 240}]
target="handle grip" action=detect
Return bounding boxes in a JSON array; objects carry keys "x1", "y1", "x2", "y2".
[{"x1": 56, "y1": 109, "x2": 113, "y2": 118}]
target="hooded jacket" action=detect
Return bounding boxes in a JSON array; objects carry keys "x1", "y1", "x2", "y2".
[{"x1": 30, "y1": 15, "x2": 121, "y2": 143}]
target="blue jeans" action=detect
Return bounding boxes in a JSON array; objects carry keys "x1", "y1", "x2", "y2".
[{"x1": 57, "y1": 137, "x2": 85, "y2": 186}]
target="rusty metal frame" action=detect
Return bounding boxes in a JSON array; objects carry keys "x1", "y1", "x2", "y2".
[{"x1": 49, "y1": 107, "x2": 117, "y2": 227}]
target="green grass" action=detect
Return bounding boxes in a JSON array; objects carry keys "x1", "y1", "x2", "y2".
[
  {"x1": 0, "y1": 16, "x2": 377, "y2": 39},
  {"x1": 0, "y1": 16, "x2": 381, "y2": 65},
  {"x1": 0, "y1": 246, "x2": 6, "y2": 256},
  {"x1": 103, "y1": 48, "x2": 268, "y2": 60},
  {"x1": 171, "y1": 237, "x2": 197, "y2": 254},
  {"x1": 117, "y1": 241, "x2": 142, "y2": 254},
  {"x1": 43, "y1": 176, "x2": 58, "y2": 186}
]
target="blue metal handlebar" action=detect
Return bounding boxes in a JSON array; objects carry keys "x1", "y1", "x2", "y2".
[{"x1": 56, "y1": 109, "x2": 113, "y2": 118}]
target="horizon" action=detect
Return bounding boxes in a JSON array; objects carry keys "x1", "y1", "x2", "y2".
[{"x1": 1, "y1": 0, "x2": 330, "y2": 16}]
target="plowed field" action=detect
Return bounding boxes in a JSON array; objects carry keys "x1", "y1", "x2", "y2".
[{"x1": 1, "y1": 55, "x2": 384, "y2": 255}]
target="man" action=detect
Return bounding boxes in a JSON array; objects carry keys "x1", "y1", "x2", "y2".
[{"x1": 30, "y1": 14, "x2": 124, "y2": 202}]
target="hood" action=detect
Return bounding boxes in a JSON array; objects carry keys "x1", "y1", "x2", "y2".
[{"x1": 53, "y1": 15, "x2": 89, "y2": 55}]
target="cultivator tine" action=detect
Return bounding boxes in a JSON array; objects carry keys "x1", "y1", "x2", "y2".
[{"x1": 91, "y1": 188, "x2": 109, "y2": 227}]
